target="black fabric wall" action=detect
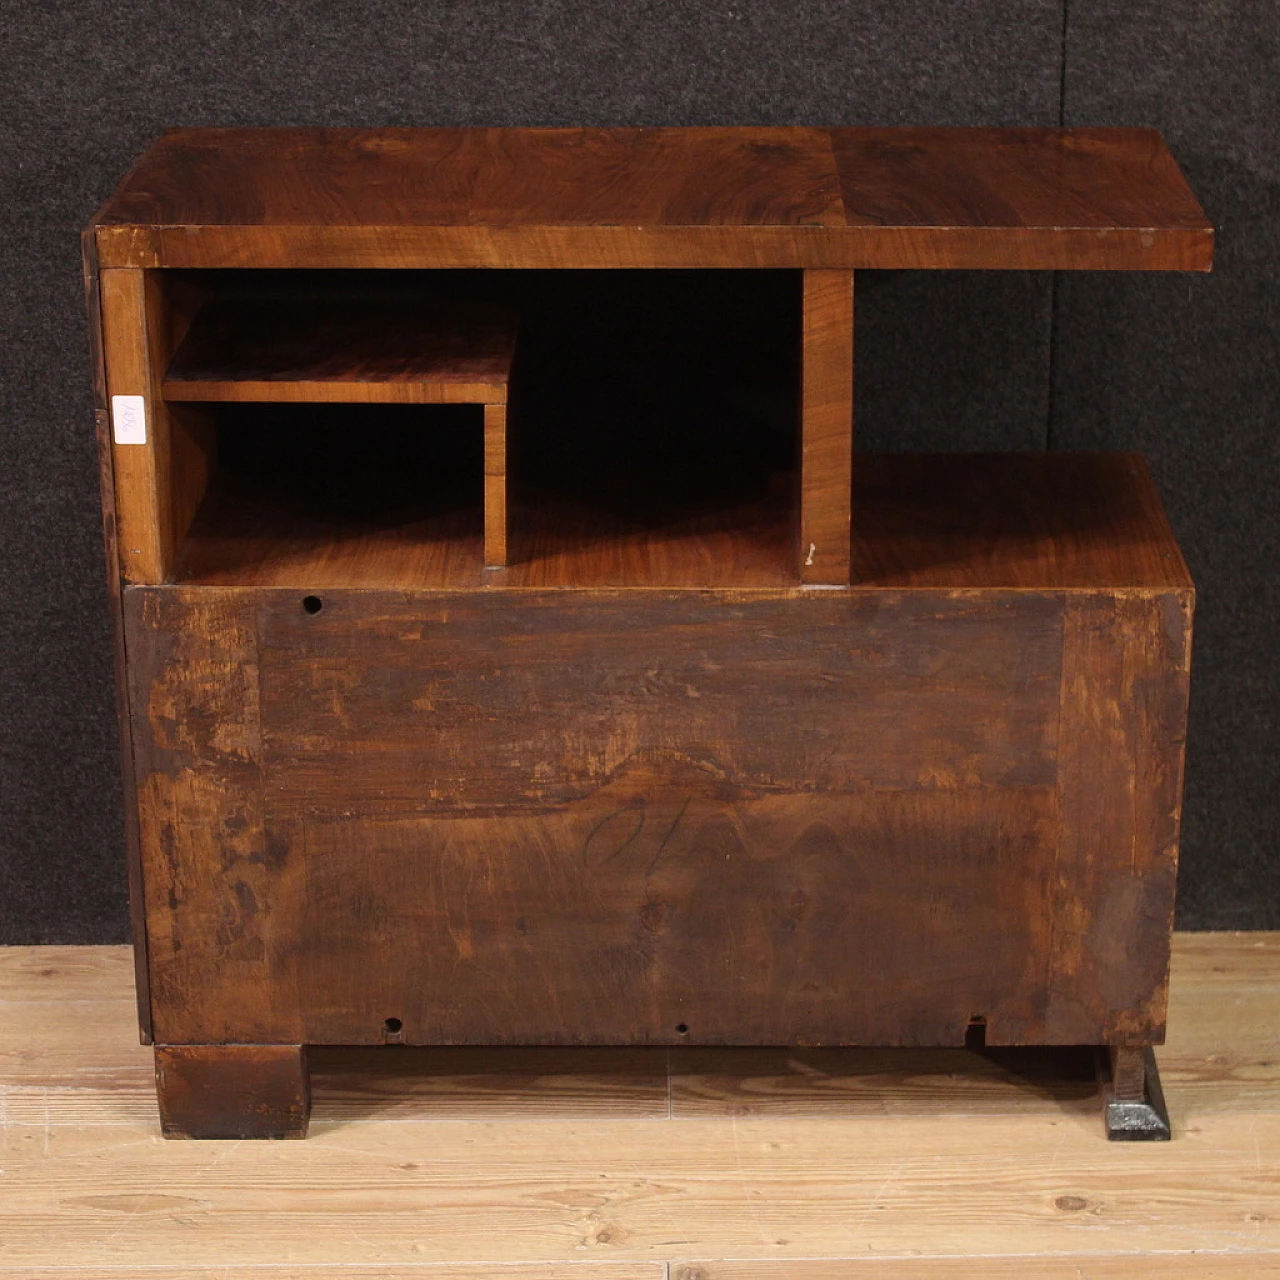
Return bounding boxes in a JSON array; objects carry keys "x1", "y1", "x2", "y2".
[{"x1": 1, "y1": 2, "x2": 1275, "y2": 942}]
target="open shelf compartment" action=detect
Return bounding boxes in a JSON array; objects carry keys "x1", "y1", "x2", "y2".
[
  {"x1": 117, "y1": 269, "x2": 809, "y2": 590},
  {"x1": 162, "y1": 292, "x2": 514, "y2": 570}
]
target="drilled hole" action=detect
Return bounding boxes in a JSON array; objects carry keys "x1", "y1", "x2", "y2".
[
  {"x1": 383, "y1": 1016, "x2": 403, "y2": 1034},
  {"x1": 675, "y1": 1023, "x2": 689, "y2": 1035},
  {"x1": 301, "y1": 595, "x2": 323, "y2": 614}
]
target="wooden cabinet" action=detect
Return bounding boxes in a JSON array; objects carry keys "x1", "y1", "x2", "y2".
[{"x1": 84, "y1": 127, "x2": 1212, "y2": 1140}]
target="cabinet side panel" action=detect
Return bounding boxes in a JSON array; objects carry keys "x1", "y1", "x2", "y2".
[
  {"x1": 1046, "y1": 590, "x2": 1193, "y2": 1044},
  {"x1": 123, "y1": 588, "x2": 302, "y2": 1045},
  {"x1": 83, "y1": 230, "x2": 152, "y2": 1042},
  {"x1": 99, "y1": 269, "x2": 166, "y2": 582},
  {"x1": 98, "y1": 269, "x2": 213, "y2": 585}
]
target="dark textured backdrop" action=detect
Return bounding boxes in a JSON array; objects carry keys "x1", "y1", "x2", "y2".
[{"x1": 1, "y1": 2, "x2": 1275, "y2": 941}]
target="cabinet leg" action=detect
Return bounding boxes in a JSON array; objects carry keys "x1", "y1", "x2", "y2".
[
  {"x1": 155, "y1": 1044, "x2": 310, "y2": 1140},
  {"x1": 1103, "y1": 1045, "x2": 1170, "y2": 1141}
]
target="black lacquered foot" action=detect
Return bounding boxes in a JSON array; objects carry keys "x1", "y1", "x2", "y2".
[{"x1": 1103, "y1": 1045, "x2": 1170, "y2": 1141}]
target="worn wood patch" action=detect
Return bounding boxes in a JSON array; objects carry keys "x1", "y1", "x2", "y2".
[
  {"x1": 292, "y1": 779, "x2": 1058, "y2": 1046},
  {"x1": 122, "y1": 585, "x2": 1188, "y2": 1050},
  {"x1": 124, "y1": 589, "x2": 302, "y2": 1045},
  {"x1": 1045, "y1": 591, "x2": 1193, "y2": 1044},
  {"x1": 257, "y1": 590, "x2": 1062, "y2": 820}
]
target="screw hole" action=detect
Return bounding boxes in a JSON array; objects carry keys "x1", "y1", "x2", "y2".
[
  {"x1": 383, "y1": 1017, "x2": 403, "y2": 1034},
  {"x1": 301, "y1": 595, "x2": 323, "y2": 614},
  {"x1": 675, "y1": 1023, "x2": 689, "y2": 1035}
]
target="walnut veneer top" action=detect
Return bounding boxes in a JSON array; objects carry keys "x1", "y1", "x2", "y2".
[{"x1": 91, "y1": 126, "x2": 1212, "y2": 271}]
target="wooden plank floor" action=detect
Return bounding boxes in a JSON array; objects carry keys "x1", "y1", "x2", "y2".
[{"x1": 0, "y1": 932, "x2": 1276, "y2": 1278}]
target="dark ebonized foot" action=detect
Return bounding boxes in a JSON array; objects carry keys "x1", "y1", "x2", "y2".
[{"x1": 1103, "y1": 1044, "x2": 1170, "y2": 1141}]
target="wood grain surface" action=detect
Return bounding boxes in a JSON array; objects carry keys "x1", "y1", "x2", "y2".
[
  {"x1": 154, "y1": 1044, "x2": 309, "y2": 1139},
  {"x1": 1046, "y1": 592, "x2": 1193, "y2": 1044},
  {"x1": 91, "y1": 126, "x2": 1212, "y2": 271},
  {"x1": 95, "y1": 127, "x2": 847, "y2": 229},
  {"x1": 289, "y1": 786, "x2": 1057, "y2": 1047},
  {"x1": 14, "y1": 1264, "x2": 1272, "y2": 1280},
  {"x1": 99, "y1": 268, "x2": 165, "y2": 581},
  {"x1": 172, "y1": 454, "x2": 1189, "y2": 592},
  {"x1": 125, "y1": 592, "x2": 302, "y2": 1046},
  {"x1": 851, "y1": 452, "x2": 1193, "y2": 590},
  {"x1": 799, "y1": 269, "x2": 854, "y2": 584},
  {"x1": 0, "y1": 935, "x2": 1277, "y2": 1274},
  {"x1": 484, "y1": 401, "x2": 508, "y2": 568},
  {"x1": 127, "y1": 586, "x2": 1064, "y2": 1046},
  {"x1": 250, "y1": 591, "x2": 1061, "y2": 815},
  {"x1": 120, "y1": 571, "x2": 1188, "y2": 1051},
  {"x1": 829, "y1": 126, "x2": 1213, "y2": 269},
  {"x1": 163, "y1": 298, "x2": 517, "y2": 404},
  {"x1": 176, "y1": 467, "x2": 796, "y2": 589},
  {"x1": 99, "y1": 268, "x2": 215, "y2": 585}
]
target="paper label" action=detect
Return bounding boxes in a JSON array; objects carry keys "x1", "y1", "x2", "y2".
[{"x1": 112, "y1": 395, "x2": 147, "y2": 444}]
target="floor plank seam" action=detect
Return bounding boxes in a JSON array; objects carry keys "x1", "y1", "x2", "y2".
[{"x1": 4, "y1": 1252, "x2": 1280, "y2": 1271}]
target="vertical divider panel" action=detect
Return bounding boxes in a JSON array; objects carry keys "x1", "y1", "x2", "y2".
[
  {"x1": 100, "y1": 268, "x2": 210, "y2": 583},
  {"x1": 100, "y1": 268, "x2": 167, "y2": 583},
  {"x1": 156, "y1": 273, "x2": 217, "y2": 557},
  {"x1": 800, "y1": 268, "x2": 855, "y2": 585},
  {"x1": 484, "y1": 401, "x2": 508, "y2": 569},
  {"x1": 99, "y1": 272, "x2": 216, "y2": 586}
]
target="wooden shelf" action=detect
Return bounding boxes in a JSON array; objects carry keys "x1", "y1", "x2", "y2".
[
  {"x1": 176, "y1": 469, "x2": 796, "y2": 590},
  {"x1": 173, "y1": 452, "x2": 1188, "y2": 592},
  {"x1": 163, "y1": 298, "x2": 517, "y2": 404},
  {"x1": 164, "y1": 298, "x2": 516, "y2": 569},
  {"x1": 851, "y1": 452, "x2": 1191, "y2": 591}
]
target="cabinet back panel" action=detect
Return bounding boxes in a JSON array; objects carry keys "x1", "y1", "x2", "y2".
[{"x1": 123, "y1": 584, "x2": 1186, "y2": 1047}]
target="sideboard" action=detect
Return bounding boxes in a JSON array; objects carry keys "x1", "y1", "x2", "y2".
[{"x1": 83, "y1": 126, "x2": 1213, "y2": 1139}]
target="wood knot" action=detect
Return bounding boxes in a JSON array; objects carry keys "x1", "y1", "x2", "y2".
[{"x1": 639, "y1": 898, "x2": 667, "y2": 932}]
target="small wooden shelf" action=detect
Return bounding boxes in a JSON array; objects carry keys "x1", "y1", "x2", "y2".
[
  {"x1": 163, "y1": 298, "x2": 517, "y2": 404},
  {"x1": 163, "y1": 298, "x2": 516, "y2": 569}
]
